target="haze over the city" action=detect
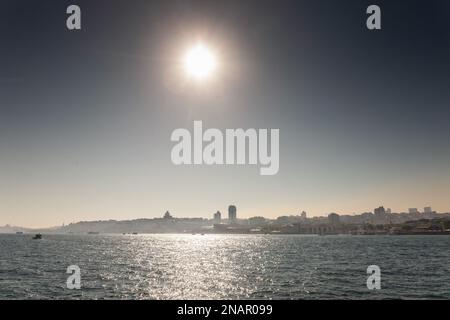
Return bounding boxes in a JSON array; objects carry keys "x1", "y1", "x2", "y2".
[{"x1": 1, "y1": 0, "x2": 450, "y2": 228}]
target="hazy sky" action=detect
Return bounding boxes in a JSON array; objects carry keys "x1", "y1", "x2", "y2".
[{"x1": 1, "y1": 0, "x2": 450, "y2": 227}]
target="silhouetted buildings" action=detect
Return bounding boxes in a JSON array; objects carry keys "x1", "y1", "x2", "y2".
[{"x1": 25, "y1": 204, "x2": 450, "y2": 235}]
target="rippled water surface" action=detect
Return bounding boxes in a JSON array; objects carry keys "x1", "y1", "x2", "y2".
[{"x1": 1, "y1": 234, "x2": 449, "y2": 299}]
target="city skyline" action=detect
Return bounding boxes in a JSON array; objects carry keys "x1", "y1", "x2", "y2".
[
  {"x1": 2, "y1": 203, "x2": 448, "y2": 229},
  {"x1": 3, "y1": 203, "x2": 450, "y2": 237}
]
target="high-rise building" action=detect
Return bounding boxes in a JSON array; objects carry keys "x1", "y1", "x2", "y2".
[
  {"x1": 213, "y1": 211, "x2": 221, "y2": 223},
  {"x1": 408, "y1": 208, "x2": 419, "y2": 214},
  {"x1": 374, "y1": 206, "x2": 386, "y2": 215},
  {"x1": 386, "y1": 208, "x2": 392, "y2": 214},
  {"x1": 424, "y1": 207, "x2": 433, "y2": 214},
  {"x1": 228, "y1": 205, "x2": 237, "y2": 223}
]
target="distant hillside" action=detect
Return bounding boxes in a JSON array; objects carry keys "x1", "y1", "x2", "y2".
[{"x1": 48, "y1": 217, "x2": 212, "y2": 234}]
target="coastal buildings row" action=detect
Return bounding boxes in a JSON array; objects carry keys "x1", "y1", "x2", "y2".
[{"x1": 6, "y1": 205, "x2": 449, "y2": 235}]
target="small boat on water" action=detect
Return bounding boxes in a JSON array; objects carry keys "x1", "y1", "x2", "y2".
[
  {"x1": 132, "y1": 232, "x2": 138, "y2": 235},
  {"x1": 32, "y1": 234, "x2": 42, "y2": 240},
  {"x1": 16, "y1": 231, "x2": 23, "y2": 235}
]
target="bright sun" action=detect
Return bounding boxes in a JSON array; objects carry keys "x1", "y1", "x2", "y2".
[{"x1": 183, "y1": 43, "x2": 217, "y2": 80}]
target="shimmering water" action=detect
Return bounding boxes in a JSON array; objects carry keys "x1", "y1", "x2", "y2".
[{"x1": 1, "y1": 234, "x2": 449, "y2": 299}]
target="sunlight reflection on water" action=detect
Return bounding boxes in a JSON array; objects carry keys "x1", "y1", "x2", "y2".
[{"x1": 1, "y1": 234, "x2": 450, "y2": 299}]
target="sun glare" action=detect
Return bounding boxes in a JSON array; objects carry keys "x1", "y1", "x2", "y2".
[{"x1": 183, "y1": 43, "x2": 217, "y2": 80}]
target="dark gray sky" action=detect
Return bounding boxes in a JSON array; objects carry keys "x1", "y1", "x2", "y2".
[{"x1": 1, "y1": 0, "x2": 450, "y2": 227}]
